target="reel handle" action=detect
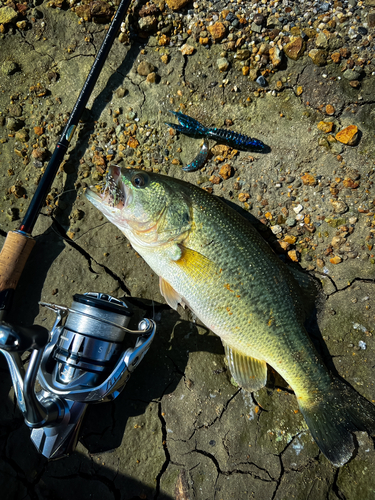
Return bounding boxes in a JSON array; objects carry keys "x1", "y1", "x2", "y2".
[{"x1": 0, "y1": 322, "x2": 49, "y2": 352}]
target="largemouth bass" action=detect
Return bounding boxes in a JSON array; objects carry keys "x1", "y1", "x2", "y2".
[{"x1": 86, "y1": 166, "x2": 375, "y2": 466}]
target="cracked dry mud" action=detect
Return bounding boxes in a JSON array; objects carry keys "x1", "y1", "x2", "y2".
[{"x1": 1, "y1": 4, "x2": 375, "y2": 500}]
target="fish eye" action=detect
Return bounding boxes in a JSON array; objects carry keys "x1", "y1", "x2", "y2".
[{"x1": 131, "y1": 172, "x2": 148, "y2": 188}]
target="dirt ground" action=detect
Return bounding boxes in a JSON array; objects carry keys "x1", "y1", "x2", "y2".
[{"x1": 1, "y1": 2, "x2": 375, "y2": 499}]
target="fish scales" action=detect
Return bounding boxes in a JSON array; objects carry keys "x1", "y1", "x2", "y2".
[
  {"x1": 86, "y1": 166, "x2": 375, "y2": 467},
  {"x1": 150, "y1": 182, "x2": 330, "y2": 394}
]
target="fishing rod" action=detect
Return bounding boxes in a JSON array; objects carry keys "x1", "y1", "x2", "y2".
[
  {"x1": 0, "y1": 0, "x2": 133, "y2": 322},
  {"x1": 0, "y1": 0, "x2": 156, "y2": 459}
]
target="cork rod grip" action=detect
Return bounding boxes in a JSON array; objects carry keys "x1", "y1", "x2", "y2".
[{"x1": 0, "y1": 231, "x2": 35, "y2": 293}]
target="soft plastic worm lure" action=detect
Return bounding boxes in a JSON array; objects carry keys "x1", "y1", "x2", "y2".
[
  {"x1": 166, "y1": 111, "x2": 267, "y2": 152},
  {"x1": 182, "y1": 139, "x2": 209, "y2": 172}
]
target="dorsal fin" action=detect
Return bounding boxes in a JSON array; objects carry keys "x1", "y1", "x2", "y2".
[{"x1": 286, "y1": 263, "x2": 320, "y2": 318}]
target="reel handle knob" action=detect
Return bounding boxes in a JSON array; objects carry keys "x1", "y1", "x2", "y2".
[{"x1": 0, "y1": 322, "x2": 49, "y2": 352}]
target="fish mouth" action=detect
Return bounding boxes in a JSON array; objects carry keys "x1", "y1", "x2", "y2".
[{"x1": 86, "y1": 165, "x2": 131, "y2": 210}]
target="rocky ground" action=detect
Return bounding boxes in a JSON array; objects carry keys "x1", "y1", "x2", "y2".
[{"x1": 1, "y1": 0, "x2": 375, "y2": 498}]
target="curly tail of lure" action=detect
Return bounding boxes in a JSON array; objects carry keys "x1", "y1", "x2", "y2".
[
  {"x1": 166, "y1": 111, "x2": 267, "y2": 152},
  {"x1": 165, "y1": 111, "x2": 208, "y2": 139},
  {"x1": 182, "y1": 139, "x2": 209, "y2": 172}
]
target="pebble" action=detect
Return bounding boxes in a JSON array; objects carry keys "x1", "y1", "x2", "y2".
[
  {"x1": 287, "y1": 249, "x2": 299, "y2": 262},
  {"x1": 286, "y1": 217, "x2": 296, "y2": 227},
  {"x1": 317, "y1": 121, "x2": 334, "y2": 133},
  {"x1": 1, "y1": 61, "x2": 19, "y2": 76},
  {"x1": 358, "y1": 340, "x2": 367, "y2": 350},
  {"x1": 219, "y1": 164, "x2": 233, "y2": 180},
  {"x1": 6, "y1": 117, "x2": 22, "y2": 131},
  {"x1": 138, "y1": 16, "x2": 157, "y2": 31},
  {"x1": 256, "y1": 75, "x2": 267, "y2": 87},
  {"x1": 235, "y1": 49, "x2": 250, "y2": 61},
  {"x1": 348, "y1": 252, "x2": 358, "y2": 259},
  {"x1": 330, "y1": 255, "x2": 342, "y2": 265},
  {"x1": 331, "y1": 200, "x2": 348, "y2": 214},
  {"x1": 330, "y1": 142, "x2": 344, "y2": 154},
  {"x1": 269, "y1": 46, "x2": 282, "y2": 67},
  {"x1": 208, "y1": 22, "x2": 227, "y2": 41},
  {"x1": 217, "y1": 57, "x2": 229, "y2": 72},
  {"x1": 335, "y1": 125, "x2": 359, "y2": 146},
  {"x1": 284, "y1": 235, "x2": 297, "y2": 245},
  {"x1": 301, "y1": 173, "x2": 316, "y2": 186},
  {"x1": 0, "y1": 6, "x2": 18, "y2": 24},
  {"x1": 284, "y1": 38, "x2": 305, "y2": 61},
  {"x1": 308, "y1": 49, "x2": 327, "y2": 66},
  {"x1": 137, "y1": 61, "x2": 155, "y2": 76},
  {"x1": 166, "y1": 0, "x2": 190, "y2": 11},
  {"x1": 146, "y1": 72, "x2": 157, "y2": 83},
  {"x1": 343, "y1": 69, "x2": 361, "y2": 81},
  {"x1": 316, "y1": 31, "x2": 329, "y2": 49},
  {"x1": 180, "y1": 44, "x2": 195, "y2": 55},
  {"x1": 271, "y1": 225, "x2": 282, "y2": 235},
  {"x1": 293, "y1": 204, "x2": 303, "y2": 214}
]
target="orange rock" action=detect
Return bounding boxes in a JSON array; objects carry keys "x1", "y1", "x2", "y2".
[
  {"x1": 210, "y1": 175, "x2": 221, "y2": 184},
  {"x1": 238, "y1": 192, "x2": 250, "y2": 202},
  {"x1": 158, "y1": 34, "x2": 170, "y2": 46},
  {"x1": 331, "y1": 52, "x2": 341, "y2": 63},
  {"x1": 34, "y1": 126, "x2": 44, "y2": 136},
  {"x1": 349, "y1": 80, "x2": 360, "y2": 89},
  {"x1": 287, "y1": 249, "x2": 299, "y2": 262},
  {"x1": 343, "y1": 178, "x2": 359, "y2": 189},
  {"x1": 276, "y1": 80, "x2": 283, "y2": 90},
  {"x1": 335, "y1": 125, "x2": 359, "y2": 146},
  {"x1": 219, "y1": 163, "x2": 233, "y2": 180},
  {"x1": 208, "y1": 22, "x2": 227, "y2": 41},
  {"x1": 199, "y1": 37, "x2": 209, "y2": 45},
  {"x1": 296, "y1": 86, "x2": 303, "y2": 96},
  {"x1": 284, "y1": 235, "x2": 297, "y2": 244},
  {"x1": 283, "y1": 37, "x2": 305, "y2": 60},
  {"x1": 279, "y1": 241, "x2": 290, "y2": 251},
  {"x1": 265, "y1": 212, "x2": 273, "y2": 220},
  {"x1": 317, "y1": 121, "x2": 334, "y2": 133},
  {"x1": 166, "y1": 0, "x2": 190, "y2": 11},
  {"x1": 325, "y1": 104, "x2": 335, "y2": 115},
  {"x1": 127, "y1": 137, "x2": 139, "y2": 148},
  {"x1": 242, "y1": 66, "x2": 249, "y2": 76},
  {"x1": 330, "y1": 255, "x2": 342, "y2": 264},
  {"x1": 301, "y1": 173, "x2": 317, "y2": 186}
]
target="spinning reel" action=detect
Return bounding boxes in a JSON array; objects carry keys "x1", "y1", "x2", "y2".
[{"x1": 0, "y1": 292, "x2": 155, "y2": 459}]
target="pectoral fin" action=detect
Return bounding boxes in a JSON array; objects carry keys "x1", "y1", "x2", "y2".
[
  {"x1": 223, "y1": 341, "x2": 267, "y2": 392},
  {"x1": 176, "y1": 245, "x2": 219, "y2": 278}
]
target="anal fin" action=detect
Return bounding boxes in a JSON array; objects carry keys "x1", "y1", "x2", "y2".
[{"x1": 223, "y1": 341, "x2": 267, "y2": 392}]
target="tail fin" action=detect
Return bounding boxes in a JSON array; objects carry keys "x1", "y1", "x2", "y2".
[
  {"x1": 299, "y1": 379, "x2": 375, "y2": 466},
  {"x1": 165, "y1": 111, "x2": 208, "y2": 139}
]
